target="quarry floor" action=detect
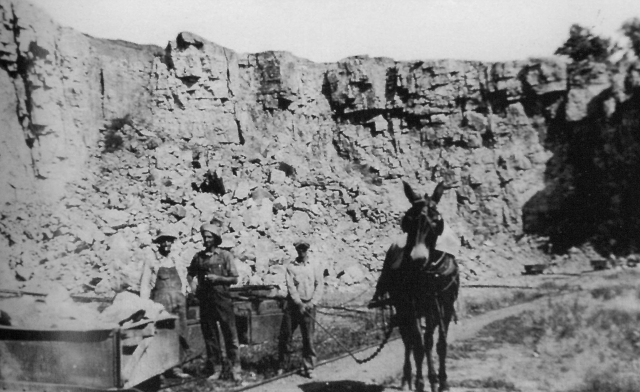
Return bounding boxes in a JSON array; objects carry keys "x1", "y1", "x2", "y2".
[{"x1": 187, "y1": 266, "x2": 637, "y2": 392}]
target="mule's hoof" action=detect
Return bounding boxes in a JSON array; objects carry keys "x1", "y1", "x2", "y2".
[
  {"x1": 429, "y1": 383, "x2": 438, "y2": 392},
  {"x1": 415, "y1": 380, "x2": 425, "y2": 392},
  {"x1": 438, "y1": 382, "x2": 449, "y2": 392},
  {"x1": 401, "y1": 374, "x2": 412, "y2": 391}
]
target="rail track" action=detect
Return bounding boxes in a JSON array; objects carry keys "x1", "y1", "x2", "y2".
[
  {"x1": 157, "y1": 271, "x2": 601, "y2": 392},
  {"x1": 160, "y1": 333, "x2": 403, "y2": 392},
  {"x1": 158, "y1": 303, "x2": 397, "y2": 392}
]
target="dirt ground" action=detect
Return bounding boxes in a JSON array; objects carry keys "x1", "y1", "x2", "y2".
[{"x1": 234, "y1": 267, "x2": 640, "y2": 392}]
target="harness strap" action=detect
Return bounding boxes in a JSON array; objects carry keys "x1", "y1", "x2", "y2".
[
  {"x1": 431, "y1": 252, "x2": 446, "y2": 269},
  {"x1": 440, "y1": 272, "x2": 458, "y2": 293},
  {"x1": 434, "y1": 296, "x2": 447, "y2": 339}
]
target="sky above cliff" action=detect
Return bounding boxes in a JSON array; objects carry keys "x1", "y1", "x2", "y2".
[{"x1": 29, "y1": 0, "x2": 640, "y2": 63}]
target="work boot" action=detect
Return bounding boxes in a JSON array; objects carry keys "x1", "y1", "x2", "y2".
[
  {"x1": 229, "y1": 365, "x2": 242, "y2": 381},
  {"x1": 168, "y1": 367, "x2": 190, "y2": 379},
  {"x1": 202, "y1": 362, "x2": 214, "y2": 376},
  {"x1": 206, "y1": 365, "x2": 223, "y2": 381},
  {"x1": 306, "y1": 370, "x2": 316, "y2": 379}
]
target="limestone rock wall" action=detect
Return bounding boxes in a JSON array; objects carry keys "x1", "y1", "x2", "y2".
[
  {"x1": 3, "y1": 0, "x2": 639, "y2": 297},
  {"x1": 0, "y1": 0, "x2": 160, "y2": 201}
]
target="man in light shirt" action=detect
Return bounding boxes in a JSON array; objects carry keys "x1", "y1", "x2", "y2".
[
  {"x1": 278, "y1": 240, "x2": 323, "y2": 379},
  {"x1": 139, "y1": 227, "x2": 190, "y2": 379}
]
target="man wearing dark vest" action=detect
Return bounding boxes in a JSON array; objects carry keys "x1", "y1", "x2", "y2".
[
  {"x1": 140, "y1": 227, "x2": 190, "y2": 379},
  {"x1": 187, "y1": 223, "x2": 240, "y2": 381}
]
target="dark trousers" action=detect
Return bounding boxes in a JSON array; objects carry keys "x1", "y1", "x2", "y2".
[
  {"x1": 278, "y1": 300, "x2": 316, "y2": 372},
  {"x1": 199, "y1": 293, "x2": 239, "y2": 371}
]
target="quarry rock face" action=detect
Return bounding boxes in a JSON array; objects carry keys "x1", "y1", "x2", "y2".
[{"x1": 1, "y1": 0, "x2": 639, "y2": 298}]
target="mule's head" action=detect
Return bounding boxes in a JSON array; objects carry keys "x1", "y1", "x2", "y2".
[{"x1": 401, "y1": 181, "x2": 446, "y2": 266}]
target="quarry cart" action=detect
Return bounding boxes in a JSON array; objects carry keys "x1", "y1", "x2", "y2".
[
  {"x1": 523, "y1": 264, "x2": 546, "y2": 275},
  {"x1": 591, "y1": 259, "x2": 608, "y2": 270},
  {"x1": 0, "y1": 285, "x2": 285, "y2": 392},
  {"x1": 0, "y1": 316, "x2": 180, "y2": 392},
  {"x1": 184, "y1": 284, "x2": 286, "y2": 361}
]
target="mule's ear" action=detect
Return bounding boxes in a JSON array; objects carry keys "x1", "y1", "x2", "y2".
[
  {"x1": 431, "y1": 181, "x2": 446, "y2": 204},
  {"x1": 403, "y1": 181, "x2": 420, "y2": 204}
]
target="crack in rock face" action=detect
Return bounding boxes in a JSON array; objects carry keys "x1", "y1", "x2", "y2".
[{"x1": 1, "y1": 0, "x2": 639, "y2": 313}]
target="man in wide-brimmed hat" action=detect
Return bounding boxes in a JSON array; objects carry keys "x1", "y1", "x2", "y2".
[
  {"x1": 277, "y1": 239, "x2": 323, "y2": 379},
  {"x1": 187, "y1": 222, "x2": 240, "y2": 381},
  {"x1": 140, "y1": 226, "x2": 190, "y2": 378}
]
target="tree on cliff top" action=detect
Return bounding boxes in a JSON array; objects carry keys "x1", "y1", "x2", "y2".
[
  {"x1": 555, "y1": 24, "x2": 612, "y2": 63},
  {"x1": 621, "y1": 17, "x2": 640, "y2": 57}
]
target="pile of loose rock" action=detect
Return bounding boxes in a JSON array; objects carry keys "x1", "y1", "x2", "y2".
[
  {"x1": 0, "y1": 118, "x2": 546, "y2": 307},
  {"x1": 0, "y1": 284, "x2": 169, "y2": 330}
]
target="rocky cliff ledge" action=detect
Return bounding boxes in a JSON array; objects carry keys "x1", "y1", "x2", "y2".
[{"x1": 2, "y1": 0, "x2": 639, "y2": 296}]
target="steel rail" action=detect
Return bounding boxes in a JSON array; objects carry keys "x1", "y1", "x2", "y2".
[
  {"x1": 158, "y1": 331, "x2": 401, "y2": 392},
  {"x1": 151, "y1": 276, "x2": 594, "y2": 392},
  {"x1": 229, "y1": 335, "x2": 402, "y2": 392}
]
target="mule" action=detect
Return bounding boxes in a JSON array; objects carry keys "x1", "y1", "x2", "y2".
[{"x1": 372, "y1": 181, "x2": 459, "y2": 392}]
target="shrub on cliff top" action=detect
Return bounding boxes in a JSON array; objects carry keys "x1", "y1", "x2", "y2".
[
  {"x1": 555, "y1": 24, "x2": 612, "y2": 63},
  {"x1": 621, "y1": 17, "x2": 640, "y2": 57}
]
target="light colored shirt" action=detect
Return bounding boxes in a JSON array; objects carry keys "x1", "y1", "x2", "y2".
[
  {"x1": 285, "y1": 258, "x2": 323, "y2": 306},
  {"x1": 140, "y1": 250, "x2": 188, "y2": 298}
]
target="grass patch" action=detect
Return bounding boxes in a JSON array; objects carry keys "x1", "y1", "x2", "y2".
[
  {"x1": 479, "y1": 312, "x2": 546, "y2": 347},
  {"x1": 460, "y1": 289, "x2": 542, "y2": 317},
  {"x1": 538, "y1": 280, "x2": 576, "y2": 291},
  {"x1": 602, "y1": 268, "x2": 640, "y2": 280},
  {"x1": 590, "y1": 286, "x2": 626, "y2": 300},
  {"x1": 451, "y1": 377, "x2": 520, "y2": 391},
  {"x1": 472, "y1": 282, "x2": 640, "y2": 391},
  {"x1": 448, "y1": 339, "x2": 491, "y2": 360},
  {"x1": 574, "y1": 369, "x2": 640, "y2": 392}
]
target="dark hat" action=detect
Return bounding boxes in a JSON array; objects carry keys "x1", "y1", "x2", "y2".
[{"x1": 294, "y1": 240, "x2": 311, "y2": 250}]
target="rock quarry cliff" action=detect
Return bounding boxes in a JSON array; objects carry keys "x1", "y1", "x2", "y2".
[{"x1": 2, "y1": 0, "x2": 640, "y2": 297}]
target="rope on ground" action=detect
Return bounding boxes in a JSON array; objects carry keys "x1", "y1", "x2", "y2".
[
  {"x1": 461, "y1": 284, "x2": 538, "y2": 289},
  {"x1": 334, "y1": 286, "x2": 375, "y2": 307},
  {"x1": 318, "y1": 304, "x2": 371, "y2": 313},
  {"x1": 308, "y1": 305, "x2": 395, "y2": 365}
]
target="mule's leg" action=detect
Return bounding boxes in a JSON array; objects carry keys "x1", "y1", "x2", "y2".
[
  {"x1": 436, "y1": 299, "x2": 455, "y2": 392},
  {"x1": 411, "y1": 317, "x2": 426, "y2": 392},
  {"x1": 398, "y1": 323, "x2": 413, "y2": 390},
  {"x1": 424, "y1": 317, "x2": 438, "y2": 392}
]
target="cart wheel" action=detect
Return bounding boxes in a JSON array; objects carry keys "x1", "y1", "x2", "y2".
[{"x1": 134, "y1": 375, "x2": 162, "y2": 392}]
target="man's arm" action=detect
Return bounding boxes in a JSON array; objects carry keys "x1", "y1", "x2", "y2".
[
  {"x1": 186, "y1": 254, "x2": 199, "y2": 293},
  {"x1": 309, "y1": 265, "x2": 324, "y2": 307},
  {"x1": 139, "y1": 257, "x2": 154, "y2": 299}
]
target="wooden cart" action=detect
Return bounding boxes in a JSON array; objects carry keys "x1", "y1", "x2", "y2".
[{"x1": 0, "y1": 316, "x2": 179, "y2": 392}]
